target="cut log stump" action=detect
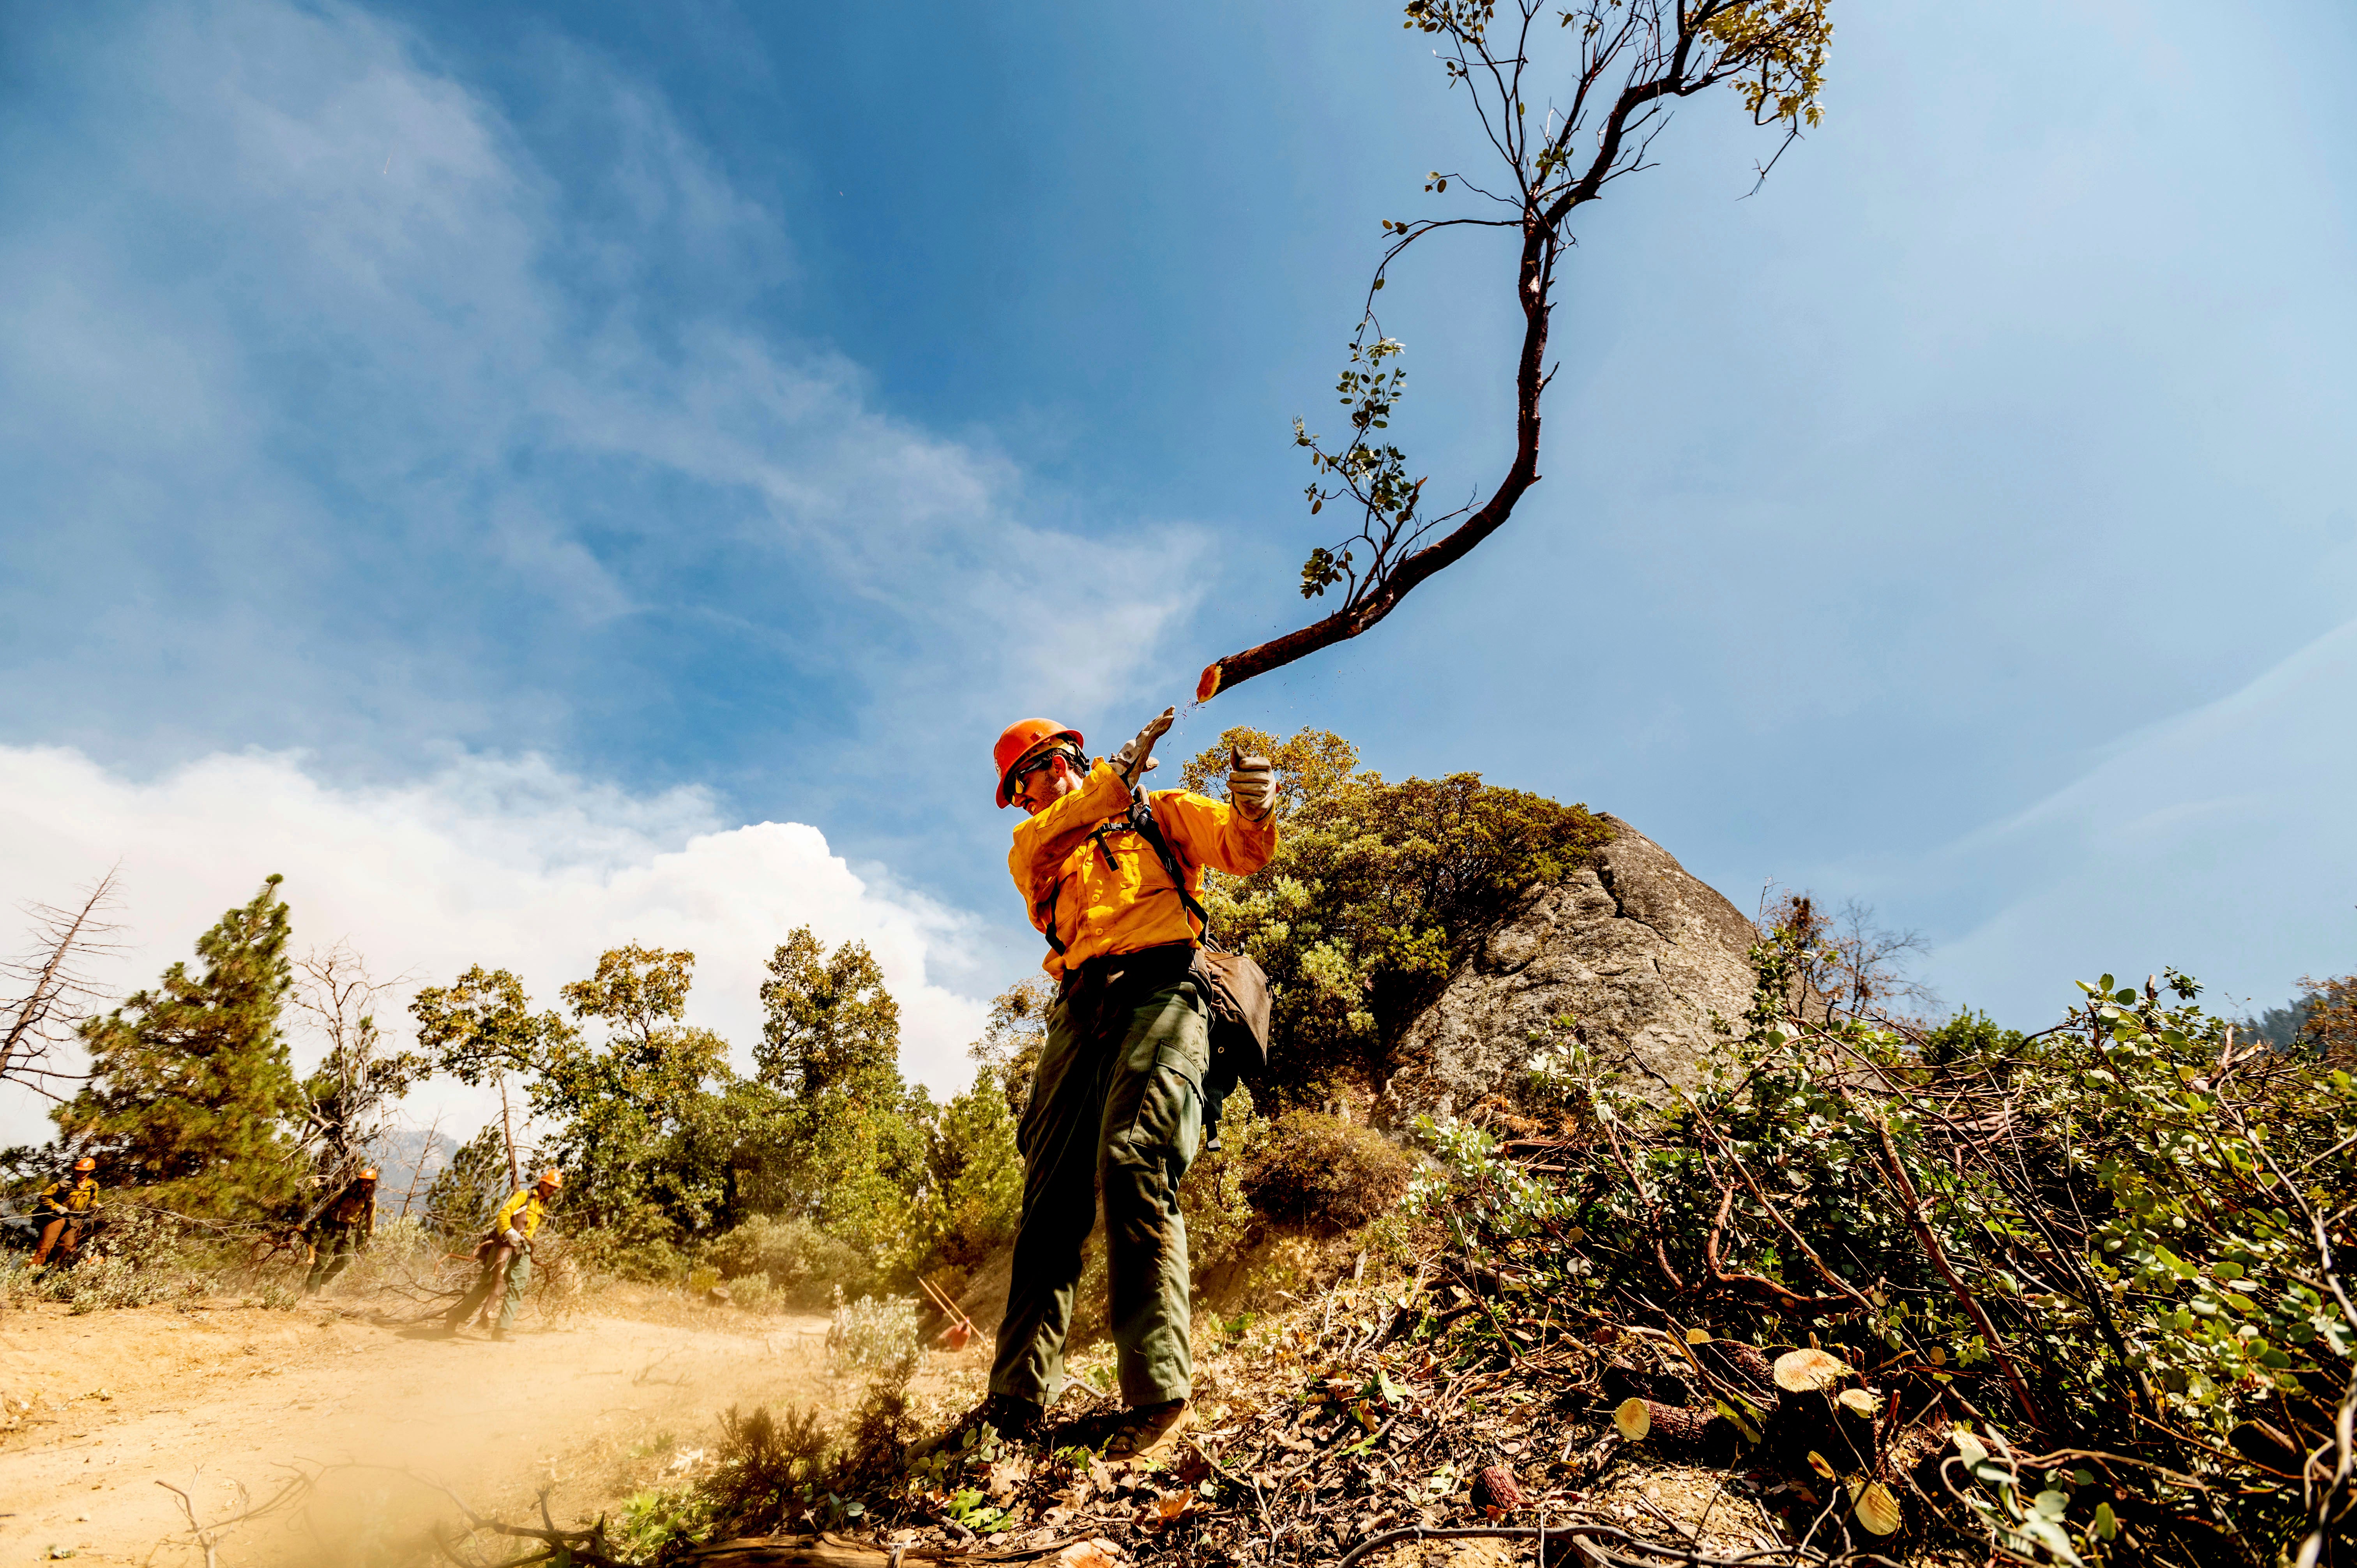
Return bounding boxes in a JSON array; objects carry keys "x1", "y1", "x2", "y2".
[
  {"x1": 1613, "y1": 1398, "x2": 1736, "y2": 1464},
  {"x1": 1474, "y1": 1463, "x2": 1524, "y2": 1511}
]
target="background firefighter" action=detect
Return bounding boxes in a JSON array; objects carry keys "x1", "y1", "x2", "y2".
[
  {"x1": 30, "y1": 1156, "x2": 100, "y2": 1268},
  {"x1": 446, "y1": 1168, "x2": 561, "y2": 1340},
  {"x1": 303, "y1": 1167, "x2": 377, "y2": 1294},
  {"x1": 975, "y1": 709, "x2": 1279, "y2": 1460}
]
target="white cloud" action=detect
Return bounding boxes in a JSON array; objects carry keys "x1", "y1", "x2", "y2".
[
  {"x1": 1875, "y1": 615, "x2": 2357, "y2": 1025},
  {"x1": 0, "y1": 743, "x2": 992, "y2": 1147}
]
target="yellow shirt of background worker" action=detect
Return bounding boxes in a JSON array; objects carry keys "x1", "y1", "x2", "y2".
[
  {"x1": 492, "y1": 1186, "x2": 549, "y2": 1243},
  {"x1": 37, "y1": 1172, "x2": 99, "y2": 1215},
  {"x1": 1008, "y1": 757, "x2": 1276, "y2": 976}
]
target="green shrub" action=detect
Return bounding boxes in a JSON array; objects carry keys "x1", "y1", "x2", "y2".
[
  {"x1": 607, "y1": 1483, "x2": 714, "y2": 1563},
  {"x1": 1180, "y1": 727, "x2": 1611, "y2": 1102},
  {"x1": 60, "y1": 1254, "x2": 185, "y2": 1313},
  {"x1": 705, "y1": 1214, "x2": 869, "y2": 1306},
  {"x1": 1239, "y1": 1110, "x2": 1413, "y2": 1232},
  {"x1": 826, "y1": 1294, "x2": 919, "y2": 1378},
  {"x1": 567, "y1": 1226, "x2": 692, "y2": 1284},
  {"x1": 703, "y1": 1404, "x2": 839, "y2": 1536},
  {"x1": 422, "y1": 1125, "x2": 510, "y2": 1241},
  {"x1": 1182, "y1": 1084, "x2": 1264, "y2": 1279},
  {"x1": 908, "y1": 1077, "x2": 1022, "y2": 1278}
]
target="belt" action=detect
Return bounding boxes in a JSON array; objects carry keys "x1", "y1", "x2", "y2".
[{"x1": 1057, "y1": 941, "x2": 1197, "y2": 1005}]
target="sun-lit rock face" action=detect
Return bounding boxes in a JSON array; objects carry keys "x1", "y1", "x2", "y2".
[{"x1": 1382, "y1": 815, "x2": 1759, "y2": 1123}]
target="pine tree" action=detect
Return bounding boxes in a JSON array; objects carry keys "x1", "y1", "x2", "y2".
[
  {"x1": 422, "y1": 1123, "x2": 511, "y2": 1240},
  {"x1": 57, "y1": 875, "x2": 303, "y2": 1219}
]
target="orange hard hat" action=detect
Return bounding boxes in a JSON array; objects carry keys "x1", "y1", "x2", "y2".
[
  {"x1": 358, "y1": 1168, "x2": 378, "y2": 1181},
  {"x1": 537, "y1": 1168, "x2": 564, "y2": 1189},
  {"x1": 993, "y1": 719, "x2": 1084, "y2": 808},
  {"x1": 72, "y1": 1157, "x2": 96, "y2": 1172}
]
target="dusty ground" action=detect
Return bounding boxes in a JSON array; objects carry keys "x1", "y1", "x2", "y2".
[{"x1": 0, "y1": 1287, "x2": 988, "y2": 1567}]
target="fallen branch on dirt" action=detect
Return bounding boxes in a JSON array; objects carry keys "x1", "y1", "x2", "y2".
[{"x1": 154, "y1": 1471, "x2": 314, "y2": 1568}]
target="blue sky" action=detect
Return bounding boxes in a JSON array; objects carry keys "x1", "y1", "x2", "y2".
[{"x1": 2, "y1": 0, "x2": 2352, "y2": 1118}]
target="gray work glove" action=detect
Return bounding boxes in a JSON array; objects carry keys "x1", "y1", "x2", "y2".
[
  {"x1": 1111, "y1": 707, "x2": 1176, "y2": 788},
  {"x1": 1228, "y1": 748, "x2": 1277, "y2": 820},
  {"x1": 502, "y1": 1227, "x2": 524, "y2": 1248}
]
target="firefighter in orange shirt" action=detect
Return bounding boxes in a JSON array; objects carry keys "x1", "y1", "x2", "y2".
[{"x1": 972, "y1": 709, "x2": 1277, "y2": 1459}]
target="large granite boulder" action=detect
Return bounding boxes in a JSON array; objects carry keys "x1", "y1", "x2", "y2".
[{"x1": 1380, "y1": 815, "x2": 1758, "y2": 1122}]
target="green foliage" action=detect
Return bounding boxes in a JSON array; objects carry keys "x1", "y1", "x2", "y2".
[
  {"x1": 826, "y1": 1294, "x2": 921, "y2": 1379},
  {"x1": 967, "y1": 976, "x2": 1052, "y2": 1111},
  {"x1": 410, "y1": 965, "x2": 575, "y2": 1088},
  {"x1": 422, "y1": 1123, "x2": 510, "y2": 1240},
  {"x1": 735, "y1": 930, "x2": 936, "y2": 1274},
  {"x1": 908, "y1": 1076, "x2": 1022, "y2": 1277},
  {"x1": 607, "y1": 1483, "x2": 714, "y2": 1565},
  {"x1": 758, "y1": 927, "x2": 899, "y2": 1097},
  {"x1": 1239, "y1": 1110, "x2": 1415, "y2": 1233},
  {"x1": 746, "y1": 1074, "x2": 935, "y2": 1272},
  {"x1": 407, "y1": 963, "x2": 565, "y2": 1191},
  {"x1": 540, "y1": 945, "x2": 728, "y2": 1238},
  {"x1": 705, "y1": 1213, "x2": 869, "y2": 1307},
  {"x1": 1180, "y1": 1083, "x2": 1264, "y2": 1282},
  {"x1": 703, "y1": 1404, "x2": 840, "y2": 1538},
  {"x1": 1917, "y1": 1007, "x2": 2026, "y2": 1066},
  {"x1": 408, "y1": 928, "x2": 1016, "y2": 1298},
  {"x1": 1181, "y1": 726, "x2": 1611, "y2": 1098},
  {"x1": 1414, "y1": 933, "x2": 2357, "y2": 1567},
  {"x1": 2, "y1": 1207, "x2": 210, "y2": 1312},
  {"x1": 56, "y1": 876, "x2": 303, "y2": 1220},
  {"x1": 1293, "y1": 333, "x2": 1423, "y2": 605}
]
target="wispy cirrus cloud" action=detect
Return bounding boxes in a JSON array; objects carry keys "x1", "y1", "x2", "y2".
[
  {"x1": 0, "y1": 0, "x2": 1203, "y2": 801},
  {"x1": 1817, "y1": 615, "x2": 2357, "y2": 1025}
]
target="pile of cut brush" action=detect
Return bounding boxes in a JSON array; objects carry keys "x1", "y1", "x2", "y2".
[
  {"x1": 643, "y1": 1263, "x2": 1897, "y2": 1568},
  {"x1": 865, "y1": 936, "x2": 2357, "y2": 1568},
  {"x1": 873, "y1": 1264, "x2": 1915, "y2": 1568}
]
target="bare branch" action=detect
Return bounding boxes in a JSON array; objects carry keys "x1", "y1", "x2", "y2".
[{"x1": 0, "y1": 865, "x2": 125, "y2": 1095}]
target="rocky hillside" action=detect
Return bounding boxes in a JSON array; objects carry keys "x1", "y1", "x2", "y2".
[{"x1": 1382, "y1": 816, "x2": 1757, "y2": 1123}]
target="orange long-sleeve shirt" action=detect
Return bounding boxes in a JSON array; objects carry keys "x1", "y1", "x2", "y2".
[{"x1": 1009, "y1": 760, "x2": 1278, "y2": 976}]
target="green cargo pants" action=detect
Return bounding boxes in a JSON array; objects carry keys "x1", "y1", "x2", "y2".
[
  {"x1": 448, "y1": 1246, "x2": 533, "y2": 1333},
  {"x1": 304, "y1": 1222, "x2": 362, "y2": 1292},
  {"x1": 990, "y1": 943, "x2": 1207, "y2": 1409}
]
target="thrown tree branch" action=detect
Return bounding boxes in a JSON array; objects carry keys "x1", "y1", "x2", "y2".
[{"x1": 1197, "y1": 0, "x2": 1830, "y2": 701}]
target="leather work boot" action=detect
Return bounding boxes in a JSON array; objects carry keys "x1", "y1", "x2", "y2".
[
  {"x1": 1100, "y1": 1398, "x2": 1190, "y2": 1461},
  {"x1": 917, "y1": 1393, "x2": 1044, "y2": 1459}
]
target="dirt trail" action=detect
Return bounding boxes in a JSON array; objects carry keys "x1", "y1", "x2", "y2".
[{"x1": 0, "y1": 1293, "x2": 940, "y2": 1566}]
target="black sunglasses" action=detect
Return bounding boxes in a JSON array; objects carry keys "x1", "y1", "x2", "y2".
[{"x1": 1010, "y1": 747, "x2": 1083, "y2": 789}]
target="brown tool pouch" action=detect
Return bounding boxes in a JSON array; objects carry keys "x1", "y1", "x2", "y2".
[{"x1": 1190, "y1": 946, "x2": 1271, "y2": 1078}]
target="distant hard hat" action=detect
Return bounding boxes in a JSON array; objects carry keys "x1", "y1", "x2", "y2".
[
  {"x1": 537, "y1": 1168, "x2": 564, "y2": 1189},
  {"x1": 358, "y1": 1168, "x2": 378, "y2": 1181},
  {"x1": 994, "y1": 719, "x2": 1085, "y2": 809},
  {"x1": 72, "y1": 1157, "x2": 96, "y2": 1172}
]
